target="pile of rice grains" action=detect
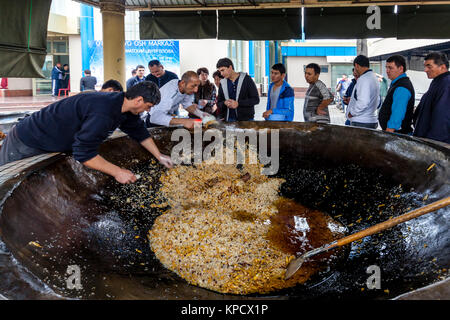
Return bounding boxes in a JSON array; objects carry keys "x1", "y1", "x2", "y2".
[{"x1": 143, "y1": 147, "x2": 346, "y2": 295}]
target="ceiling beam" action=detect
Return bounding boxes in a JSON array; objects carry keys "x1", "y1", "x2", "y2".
[{"x1": 73, "y1": 0, "x2": 450, "y2": 11}]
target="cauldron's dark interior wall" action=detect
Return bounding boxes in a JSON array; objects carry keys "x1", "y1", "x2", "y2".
[{"x1": 0, "y1": 123, "x2": 448, "y2": 299}]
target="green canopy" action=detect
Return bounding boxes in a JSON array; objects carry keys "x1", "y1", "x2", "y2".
[
  {"x1": 139, "y1": 11, "x2": 217, "y2": 39},
  {"x1": 218, "y1": 9, "x2": 301, "y2": 40},
  {"x1": 397, "y1": 5, "x2": 450, "y2": 39},
  {"x1": 0, "y1": 0, "x2": 52, "y2": 78},
  {"x1": 304, "y1": 6, "x2": 397, "y2": 39},
  {"x1": 140, "y1": 8, "x2": 301, "y2": 40}
]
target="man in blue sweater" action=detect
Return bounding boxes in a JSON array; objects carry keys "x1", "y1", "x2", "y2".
[
  {"x1": 378, "y1": 55, "x2": 415, "y2": 134},
  {"x1": 262, "y1": 63, "x2": 295, "y2": 121},
  {"x1": 0, "y1": 82, "x2": 173, "y2": 184},
  {"x1": 413, "y1": 52, "x2": 450, "y2": 144}
]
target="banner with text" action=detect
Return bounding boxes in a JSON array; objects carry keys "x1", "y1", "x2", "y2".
[{"x1": 87, "y1": 40, "x2": 180, "y2": 84}]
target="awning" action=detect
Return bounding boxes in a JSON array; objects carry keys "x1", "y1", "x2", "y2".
[
  {"x1": 140, "y1": 8, "x2": 301, "y2": 40},
  {"x1": 397, "y1": 5, "x2": 450, "y2": 39},
  {"x1": 217, "y1": 9, "x2": 301, "y2": 40},
  {"x1": 0, "y1": 0, "x2": 52, "y2": 78},
  {"x1": 304, "y1": 5, "x2": 450, "y2": 40},
  {"x1": 139, "y1": 11, "x2": 217, "y2": 39},
  {"x1": 304, "y1": 6, "x2": 397, "y2": 39}
]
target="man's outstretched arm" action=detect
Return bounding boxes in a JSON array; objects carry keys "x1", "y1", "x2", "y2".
[
  {"x1": 83, "y1": 155, "x2": 137, "y2": 184},
  {"x1": 140, "y1": 137, "x2": 173, "y2": 168}
]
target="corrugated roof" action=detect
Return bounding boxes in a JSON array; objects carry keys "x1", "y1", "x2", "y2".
[
  {"x1": 73, "y1": 0, "x2": 450, "y2": 11},
  {"x1": 74, "y1": 0, "x2": 291, "y2": 10}
]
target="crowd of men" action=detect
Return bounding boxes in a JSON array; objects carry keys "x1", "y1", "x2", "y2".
[
  {"x1": 300, "y1": 52, "x2": 449, "y2": 143},
  {"x1": 0, "y1": 52, "x2": 448, "y2": 183},
  {"x1": 51, "y1": 63, "x2": 70, "y2": 96}
]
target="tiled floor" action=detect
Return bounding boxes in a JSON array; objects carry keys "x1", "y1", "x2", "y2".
[{"x1": 0, "y1": 95, "x2": 64, "y2": 112}]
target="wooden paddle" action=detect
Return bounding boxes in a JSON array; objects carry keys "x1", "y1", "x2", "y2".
[{"x1": 285, "y1": 196, "x2": 450, "y2": 280}]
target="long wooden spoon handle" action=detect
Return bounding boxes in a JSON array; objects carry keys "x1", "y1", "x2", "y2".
[{"x1": 335, "y1": 196, "x2": 450, "y2": 248}]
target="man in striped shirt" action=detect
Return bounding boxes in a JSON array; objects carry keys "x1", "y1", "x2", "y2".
[{"x1": 303, "y1": 63, "x2": 333, "y2": 123}]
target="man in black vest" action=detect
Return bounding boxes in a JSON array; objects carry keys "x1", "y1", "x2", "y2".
[{"x1": 378, "y1": 55, "x2": 415, "y2": 134}]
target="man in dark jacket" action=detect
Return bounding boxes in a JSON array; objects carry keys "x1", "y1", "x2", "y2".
[
  {"x1": 378, "y1": 55, "x2": 415, "y2": 134},
  {"x1": 51, "y1": 63, "x2": 63, "y2": 96},
  {"x1": 126, "y1": 65, "x2": 146, "y2": 90},
  {"x1": 216, "y1": 58, "x2": 260, "y2": 121},
  {"x1": 145, "y1": 60, "x2": 178, "y2": 88},
  {"x1": 0, "y1": 82, "x2": 173, "y2": 183},
  {"x1": 413, "y1": 52, "x2": 450, "y2": 144},
  {"x1": 80, "y1": 69, "x2": 97, "y2": 91}
]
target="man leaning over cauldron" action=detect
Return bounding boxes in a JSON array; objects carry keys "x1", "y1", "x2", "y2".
[
  {"x1": 413, "y1": 52, "x2": 450, "y2": 144},
  {"x1": 144, "y1": 71, "x2": 208, "y2": 129},
  {"x1": 0, "y1": 82, "x2": 173, "y2": 184},
  {"x1": 378, "y1": 55, "x2": 415, "y2": 135}
]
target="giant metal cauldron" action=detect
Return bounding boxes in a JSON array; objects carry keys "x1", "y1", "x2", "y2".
[{"x1": 0, "y1": 122, "x2": 448, "y2": 300}]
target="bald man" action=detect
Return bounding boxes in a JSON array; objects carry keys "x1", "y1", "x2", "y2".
[{"x1": 144, "y1": 71, "x2": 208, "y2": 129}]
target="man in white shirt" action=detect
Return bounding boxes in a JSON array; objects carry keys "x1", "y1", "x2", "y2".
[
  {"x1": 346, "y1": 55, "x2": 380, "y2": 129},
  {"x1": 144, "y1": 71, "x2": 205, "y2": 129}
]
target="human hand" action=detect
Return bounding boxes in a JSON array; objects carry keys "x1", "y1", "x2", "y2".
[
  {"x1": 317, "y1": 108, "x2": 327, "y2": 116},
  {"x1": 228, "y1": 100, "x2": 239, "y2": 109},
  {"x1": 263, "y1": 110, "x2": 272, "y2": 119},
  {"x1": 158, "y1": 154, "x2": 174, "y2": 168},
  {"x1": 183, "y1": 119, "x2": 202, "y2": 129},
  {"x1": 114, "y1": 168, "x2": 137, "y2": 184}
]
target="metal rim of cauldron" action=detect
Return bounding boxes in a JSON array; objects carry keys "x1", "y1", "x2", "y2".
[{"x1": 0, "y1": 122, "x2": 448, "y2": 300}]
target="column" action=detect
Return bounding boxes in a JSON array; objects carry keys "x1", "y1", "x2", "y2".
[
  {"x1": 80, "y1": 4, "x2": 94, "y2": 72},
  {"x1": 248, "y1": 41, "x2": 255, "y2": 78},
  {"x1": 100, "y1": 0, "x2": 125, "y2": 87}
]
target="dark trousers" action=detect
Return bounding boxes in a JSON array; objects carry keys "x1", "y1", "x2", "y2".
[
  {"x1": 347, "y1": 121, "x2": 378, "y2": 129},
  {"x1": 0, "y1": 126, "x2": 45, "y2": 166}
]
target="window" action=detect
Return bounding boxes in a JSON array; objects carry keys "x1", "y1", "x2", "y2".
[
  {"x1": 228, "y1": 40, "x2": 245, "y2": 72},
  {"x1": 254, "y1": 41, "x2": 262, "y2": 84},
  {"x1": 53, "y1": 41, "x2": 68, "y2": 54}
]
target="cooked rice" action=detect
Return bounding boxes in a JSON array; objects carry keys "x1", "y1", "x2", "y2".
[{"x1": 149, "y1": 148, "x2": 342, "y2": 294}]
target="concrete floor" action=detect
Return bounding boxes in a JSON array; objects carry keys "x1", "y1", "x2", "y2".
[{"x1": 254, "y1": 97, "x2": 347, "y2": 125}]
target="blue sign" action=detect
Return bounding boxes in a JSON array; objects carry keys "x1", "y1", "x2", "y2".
[{"x1": 87, "y1": 40, "x2": 180, "y2": 84}]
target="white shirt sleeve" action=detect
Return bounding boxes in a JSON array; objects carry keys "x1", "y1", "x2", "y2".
[
  {"x1": 149, "y1": 82, "x2": 177, "y2": 127},
  {"x1": 181, "y1": 93, "x2": 195, "y2": 109}
]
